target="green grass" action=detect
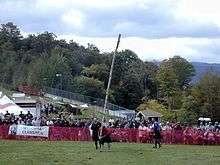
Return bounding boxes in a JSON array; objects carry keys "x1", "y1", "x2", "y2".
[{"x1": 0, "y1": 141, "x2": 219, "y2": 165}]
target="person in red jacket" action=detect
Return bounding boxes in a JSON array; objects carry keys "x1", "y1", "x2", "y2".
[{"x1": 99, "y1": 125, "x2": 112, "y2": 151}]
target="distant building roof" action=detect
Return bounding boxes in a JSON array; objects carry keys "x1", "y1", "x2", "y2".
[
  {"x1": 13, "y1": 99, "x2": 37, "y2": 104},
  {"x1": 137, "y1": 109, "x2": 163, "y2": 118}
]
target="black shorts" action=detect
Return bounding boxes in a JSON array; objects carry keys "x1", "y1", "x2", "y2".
[{"x1": 154, "y1": 131, "x2": 161, "y2": 139}]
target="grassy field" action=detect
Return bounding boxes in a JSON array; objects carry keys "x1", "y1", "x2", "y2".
[{"x1": 0, "y1": 141, "x2": 219, "y2": 165}]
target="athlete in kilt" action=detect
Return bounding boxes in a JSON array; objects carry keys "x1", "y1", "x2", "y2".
[
  {"x1": 91, "y1": 118, "x2": 101, "y2": 150},
  {"x1": 152, "y1": 119, "x2": 162, "y2": 148},
  {"x1": 99, "y1": 125, "x2": 112, "y2": 151}
]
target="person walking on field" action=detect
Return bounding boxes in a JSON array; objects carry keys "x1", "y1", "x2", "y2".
[
  {"x1": 99, "y1": 125, "x2": 112, "y2": 151},
  {"x1": 152, "y1": 119, "x2": 162, "y2": 148},
  {"x1": 91, "y1": 118, "x2": 101, "y2": 150}
]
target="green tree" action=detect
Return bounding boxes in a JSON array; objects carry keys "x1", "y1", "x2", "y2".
[
  {"x1": 81, "y1": 64, "x2": 109, "y2": 86},
  {"x1": 169, "y1": 56, "x2": 195, "y2": 89},
  {"x1": 72, "y1": 76, "x2": 105, "y2": 98},
  {"x1": 26, "y1": 49, "x2": 72, "y2": 89},
  {"x1": 114, "y1": 60, "x2": 146, "y2": 109},
  {"x1": 192, "y1": 71, "x2": 220, "y2": 121},
  {"x1": 0, "y1": 22, "x2": 22, "y2": 49},
  {"x1": 178, "y1": 95, "x2": 199, "y2": 124},
  {"x1": 157, "y1": 61, "x2": 180, "y2": 110},
  {"x1": 112, "y1": 49, "x2": 140, "y2": 85},
  {"x1": 0, "y1": 41, "x2": 17, "y2": 84},
  {"x1": 157, "y1": 56, "x2": 194, "y2": 110},
  {"x1": 142, "y1": 61, "x2": 159, "y2": 100}
]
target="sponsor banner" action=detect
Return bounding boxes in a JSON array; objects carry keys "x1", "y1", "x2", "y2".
[{"x1": 9, "y1": 125, "x2": 49, "y2": 137}]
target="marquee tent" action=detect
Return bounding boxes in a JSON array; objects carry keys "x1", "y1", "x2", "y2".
[{"x1": 0, "y1": 95, "x2": 28, "y2": 115}]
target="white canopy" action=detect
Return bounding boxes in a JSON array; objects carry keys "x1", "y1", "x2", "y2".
[
  {"x1": 198, "y1": 117, "x2": 211, "y2": 121},
  {"x1": 80, "y1": 104, "x2": 89, "y2": 108},
  {"x1": 0, "y1": 95, "x2": 28, "y2": 115}
]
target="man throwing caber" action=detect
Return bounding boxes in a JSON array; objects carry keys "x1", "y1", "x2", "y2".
[{"x1": 99, "y1": 125, "x2": 112, "y2": 151}]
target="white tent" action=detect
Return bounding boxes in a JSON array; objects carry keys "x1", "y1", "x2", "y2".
[
  {"x1": 80, "y1": 104, "x2": 89, "y2": 108},
  {"x1": 198, "y1": 117, "x2": 211, "y2": 121},
  {"x1": 0, "y1": 95, "x2": 28, "y2": 115}
]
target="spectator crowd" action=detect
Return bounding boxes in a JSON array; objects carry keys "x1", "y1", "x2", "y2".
[{"x1": 0, "y1": 107, "x2": 219, "y2": 134}]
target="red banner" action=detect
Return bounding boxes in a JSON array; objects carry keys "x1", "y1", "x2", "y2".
[
  {"x1": 0, "y1": 125, "x2": 220, "y2": 145},
  {"x1": 49, "y1": 127, "x2": 91, "y2": 141}
]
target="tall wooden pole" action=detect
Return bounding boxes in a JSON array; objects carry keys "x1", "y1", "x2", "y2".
[{"x1": 104, "y1": 34, "x2": 121, "y2": 114}]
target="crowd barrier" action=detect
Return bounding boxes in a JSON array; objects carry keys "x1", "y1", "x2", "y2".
[{"x1": 0, "y1": 125, "x2": 220, "y2": 145}]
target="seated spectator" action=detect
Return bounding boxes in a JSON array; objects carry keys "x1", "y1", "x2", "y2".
[
  {"x1": 162, "y1": 122, "x2": 172, "y2": 131},
  {"x1": 26, "y1": 119, "x2": 33, "y2": 126},
  {"x1": 198, "y1": 122, "x2": 205, "y2": 131},
  {"x1": 214, "y1": 122, "x2": 219, "y2": 132},
  {"x1": 173, "y1": 122, "x2": 182, "y2": 130},
  {"x1": 40, "y1": 117, "x2": 47, "y2": 126},
  {"x1": 205, "y1": 122, "x2": 215, "y2": 132},
  {"x1": 17, "y1": 118, "x2": 25, "y2": 125},
  {"x1": 32, "y1": 117, "x2": 41, "y2": 126}
]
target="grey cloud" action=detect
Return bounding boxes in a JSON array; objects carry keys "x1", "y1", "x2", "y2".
[
  {"x1": 1, "y1": 0, "x2": 220, "y2": 63},
  {"x1": 1, "y1": 0, "x2": 220, "y2": 39}
]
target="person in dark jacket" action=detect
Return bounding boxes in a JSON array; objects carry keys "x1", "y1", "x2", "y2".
[
  {"x1": 152, "y1": 119, "x2": 162, "y2": 148},
  {"x1": 91, "y1": 118, "x2": 101, "y2": 149}
]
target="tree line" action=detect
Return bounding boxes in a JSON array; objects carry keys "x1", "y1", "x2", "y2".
[{"x1": 0, "y1": 22, "x2": 219, "y2": 122}]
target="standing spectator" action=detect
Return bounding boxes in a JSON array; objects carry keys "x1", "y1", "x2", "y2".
[
  {"x1": 45, "y1": 104, "x2": 49, "y2": 116},
  {"x1": 26, "y1": 111, "x2": 33, "y2": 120},
  {"x1": 19, "y1": 111, "x2": 25, "y2": 120},
  {"x1": 4, "y1": 111, "x2": 10, "y2": 119}
]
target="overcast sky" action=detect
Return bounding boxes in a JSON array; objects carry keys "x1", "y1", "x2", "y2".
[{"x1": 1, "y1": 0, "x2": 220, "y2": 63}]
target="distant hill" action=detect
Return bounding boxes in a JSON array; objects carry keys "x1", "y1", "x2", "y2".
[
  {"x1": 154, "y1": 61, "x2": 220, "y2": 83},
  {"x1": 192, "y1": 62, "x2": 220, "y2": 83}
]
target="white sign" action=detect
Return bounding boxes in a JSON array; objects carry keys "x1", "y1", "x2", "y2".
[
  {"x1": 9, "y1": 125, "x2": 49, "y2": 137},
  {"x1": 12, "y1": 93, "x2": 25, "y2": 98}
]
